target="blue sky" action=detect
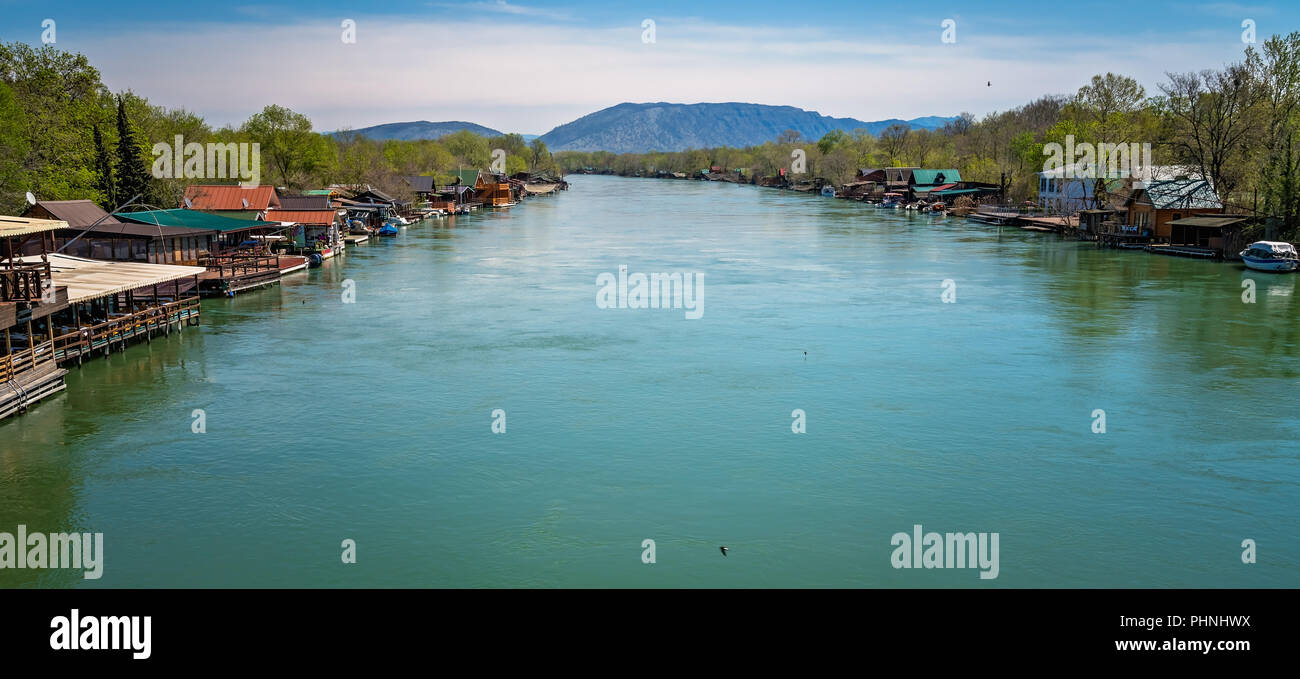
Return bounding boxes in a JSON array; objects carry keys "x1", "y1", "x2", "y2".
[{"x1": 1, "y1": 1, "x2": 1295, "y2": 134}]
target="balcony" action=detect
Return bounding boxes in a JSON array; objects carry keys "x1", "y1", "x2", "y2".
[{"x1": 0, "y1": 262, "x2": 51, "y2": 303}]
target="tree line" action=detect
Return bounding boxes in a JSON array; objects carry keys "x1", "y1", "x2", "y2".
[
  {"x1": 555, "y1": 33, "x2": 1300, "y2": 236},
  {"x1": 0, "y1": 42, "x2": 558, "y2": 214}
]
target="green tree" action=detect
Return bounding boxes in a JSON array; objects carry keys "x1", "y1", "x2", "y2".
[
  {"x1": 241, "y1": 104, "x2": 325, "y2": 188},
  {"x1": 0, "y1": 80, "x2": 28, "y2": 212},
  {"x1": 114, "y1": 94, "x2": 152, "y2": 205},
  {"x1": 92, "y1": 124, "x2": 114, "y2": 209}
]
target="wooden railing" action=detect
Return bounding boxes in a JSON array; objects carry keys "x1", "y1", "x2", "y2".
[
  {"x1": 50, "y1": 297, "x2": 201, "y2": 363},
  {"x1": 199, "y1": 253, "x2": 280, "y2": 278},
  {"x1": 0, "y1": 262, "x2": 50, "y2": 302},
  {"x1": 0, "y1": 342, "x2": 50, "y2": 385}
]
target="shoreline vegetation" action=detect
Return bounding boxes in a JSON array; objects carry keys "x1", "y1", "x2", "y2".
[
  {"x1": 0, "y1": 43, "x2": 561, "y2": 216},
  {"x1": 554, "y1": 33, "x2": 1300, "y2": 243}
]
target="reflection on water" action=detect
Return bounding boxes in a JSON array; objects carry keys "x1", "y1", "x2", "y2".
[{"x1": 1, "y1": 176, "x2": 1297, "y2": 588}]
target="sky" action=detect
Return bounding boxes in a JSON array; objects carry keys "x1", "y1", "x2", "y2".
[{"x1": 0, "y1": 0, "x2": 1296, "y2": 135}]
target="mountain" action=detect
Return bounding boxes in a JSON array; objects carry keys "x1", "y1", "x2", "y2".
[
  {"x1": 537, "y1": 103, "x2": 958, "y2": 153},
  {"x1": 336, "y1": 120, "x2": 504, "y2": 141}
]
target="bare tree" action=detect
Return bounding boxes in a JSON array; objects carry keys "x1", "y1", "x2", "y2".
[
  {"x1": 879, "y1": 123, "x2": 910, "y2": 164},
  {"x1": 1160, "y1": 64, "x2": 1260, "y2": 201}
]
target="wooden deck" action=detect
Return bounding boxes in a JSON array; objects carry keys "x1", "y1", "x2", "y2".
[{"x1": 0, "y1": 356, "x2": 66, "y2": 421}]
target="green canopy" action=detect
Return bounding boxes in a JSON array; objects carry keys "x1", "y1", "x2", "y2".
[{"x1": 118, "y1": 209, "x2": 278, "y2": 233}]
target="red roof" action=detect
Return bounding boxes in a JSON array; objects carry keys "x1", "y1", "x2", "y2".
[
  {"x1": 183, "y1": 185, "x2": 280, "y2": 211},
  {"x1": 930, "y1": 183, "x2": 957, "y2": 191},
  {"x1": 264, "y1": 209, "x2": 339, "y2": 225}
]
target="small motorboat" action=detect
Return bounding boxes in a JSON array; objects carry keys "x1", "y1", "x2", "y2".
[
  {"x1": 881, "y1": 192, "x2": 903, "y2": 208},
  {"x1": 820, "y1": 185, "x2": 836, "y2": 197},
  {"x1": 377, "y1": 224, "x2": 400, "y2": 237},
  {"x1": 1240, "y1": 241, "x2": 1299, "y2": 272}
]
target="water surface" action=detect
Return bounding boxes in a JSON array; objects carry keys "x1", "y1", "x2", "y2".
[{"x1": 2, "y1": 175, "x2": 1297, "y2": 587}]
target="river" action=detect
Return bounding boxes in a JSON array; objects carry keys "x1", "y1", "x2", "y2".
[{"x1": 2, "y1": 174, "x2": 1297, "y2": 587}]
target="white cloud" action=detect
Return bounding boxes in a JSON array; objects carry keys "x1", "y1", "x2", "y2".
[{"x1": 71, "y1": 17, "x2": 1251, "y2": 135}]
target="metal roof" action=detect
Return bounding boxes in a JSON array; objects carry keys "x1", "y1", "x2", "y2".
[
  {"x1": 405, "y1": 176, "x2": 436, "y2": 192},
  {"x1": 0, "y1": 215, "x2": 67, "y2": 238},
  {"x1": 182, "y1": 185, "x2": 280, "y2": 211},
  {"x1": 56, "y1": 222, "x2": 218, "y2": 239},
  {"x1": 119, "y1": 209, "x2": 278, "y2": 233},
  {"x1": 278, "y1": 195, "x2": 334, "y2": 210},
  {"x1": 264, "y1": 209, "x2": 341, "y2": 226},
  {"x1": 1167, "y1": 216, "x2": 1245, "y2": 228},
  {"x1": 911, "y1": 169, "x2": 962, "y2": 185},
  {"x1": 18, "y1": 253, "x2": 206, "y2": 303},
  {"x1": 25, "y1": 200, "x2": 122, "y2": 228},
  {"x1": 1139, "y1": 179, "x2": 1221, "y2": 209}
]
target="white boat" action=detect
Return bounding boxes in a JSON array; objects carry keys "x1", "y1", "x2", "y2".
[
  {"x1": 1240, "y1": 241, "x2": 1299, "y2": 272},
  {"x1": 880, "y1": 192, "x2": 903, "y2": 208},
  {"x1": 820, "y1": 185, "x2": 836, "y2": 197}
]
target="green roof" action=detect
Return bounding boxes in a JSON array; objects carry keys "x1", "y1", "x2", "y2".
[
  {"x1": 118, "y1": 209, "x2": 278, "y2": 233},
  {"x1": 303, "y1": 189, "x2": 335, "y2": 195},
  {"x1": 911, "y1": 169, "x2": 961, "y2": 185},
  {"x1": 450, "y1": 169, "x2": 482, "y2": 186}
]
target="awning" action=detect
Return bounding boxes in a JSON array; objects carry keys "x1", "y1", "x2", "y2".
[
  {"x1": 1167, "y1": 216, "x2": 1246, "y2": 228},
  {"x1": 18, "y1": 253, "x2": 206, "y2": 303}
]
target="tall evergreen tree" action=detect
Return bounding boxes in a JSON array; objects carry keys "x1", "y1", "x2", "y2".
[
  {"x1": 92, "y1": 124, "x2": 115, "y2": 209},
  {"x1": 113, "y1": 95, "x2": 151, "y2": 206}
]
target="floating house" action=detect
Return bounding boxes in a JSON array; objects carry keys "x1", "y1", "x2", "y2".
[
  {"x1": 264, "y1": 208, "x2": 345, "y2": 258},
  {"x1": 1124, "y1": 178, "x2": 1223, "y2": 244},
  {"x1": 23, "y1": 200, "x2": 218, "y2": 265},
  {"x1": 2, "y1": 216, "x2": 205, "y2": 421},
  {"x1": 117, "y1": 209, "x2": 283, "y2": 296},
  {"x1": 1037, "y1": 164, "x2": 1204, "y2": 213},
  {"x1": 403, "y1": 176, "x2": 438, "y2": 202}
]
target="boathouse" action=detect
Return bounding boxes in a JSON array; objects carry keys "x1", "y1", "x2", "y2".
[
  {"x1": 24, "y1": 200, "x2": 219, "y2": 265},
  {"x1": 118, "y1": 210, "x2": 283, "y2": 296},
  {"x1": 1124, "y1": 179, "x2": 1222, "y2": 244},
  {"x1": 264, "y1": 208, "x2": 345, "y2": 255}
]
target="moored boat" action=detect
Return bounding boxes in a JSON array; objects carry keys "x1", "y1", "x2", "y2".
[
  {"x1": 1239, "y1": 241, "x2": 1299, "y2": 272},
  {"x1": 377, "y1": 224, "x2": 399, "y2": 237}
]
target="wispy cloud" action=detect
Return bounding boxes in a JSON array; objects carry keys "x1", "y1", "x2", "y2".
[
  {"x1": 1197, "y1": 2, "x2": 1274, "y2": 16},
  {"x1": 429, "y1": 1, "x2": 572, "y2": 20},
  {"x1": 66, "y1": 14, "x2": 1255, "y2": 135}
]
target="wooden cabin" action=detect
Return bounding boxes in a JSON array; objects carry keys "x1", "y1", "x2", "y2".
[
  {"x1": 117, "y1": 209, "x2": 283, "y2": 296},
  {"x1": 1124, "y1": 179, "x2": 1223, "y2": 244},
  {"x1": 264, "y1": 208, "x2": 345, "y2": 255},
  {"x1": 24, "y1": 200, "x2": 218, "y2": 265}
]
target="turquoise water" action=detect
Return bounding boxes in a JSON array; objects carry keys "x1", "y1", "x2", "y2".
[{"x1": 2, "y1": 174, "x2": 1297, "y2": 587}]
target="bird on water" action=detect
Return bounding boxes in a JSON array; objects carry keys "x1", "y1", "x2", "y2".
[{"x1": 720, "y1": 546, "x2": 728, "y2": 556}]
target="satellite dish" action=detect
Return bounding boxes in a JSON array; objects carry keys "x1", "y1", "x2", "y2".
[
  {"x1": 25, "y1": 192, "x2": 36, "y2": 206},
  {"x1": 241, "y1": 198, "x2": 249, "y2": 209},
  {"x1": 184, "y1": 197, "x2": 193, "y2": 209}
]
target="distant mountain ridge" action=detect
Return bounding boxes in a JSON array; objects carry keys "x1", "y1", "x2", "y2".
[
  {"x1": 536, "y1": 103, "x2": 958, "y2": 153},
  {"x1": 337, "y1": 104, "x2": 958, "y2": 152},
  {"x1": 337, "y1": 120, "x2": 504, "y2": 141}
]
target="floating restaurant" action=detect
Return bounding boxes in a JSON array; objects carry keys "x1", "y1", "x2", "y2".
[{"x1": 1, "y1": 216, "x2": 204, "y2": 422}]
